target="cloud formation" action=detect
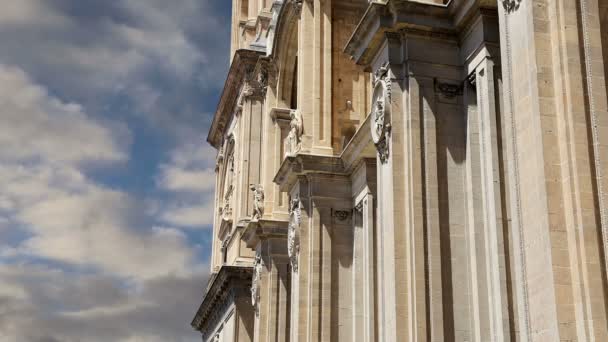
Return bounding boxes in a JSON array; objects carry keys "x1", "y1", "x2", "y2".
[
  {"x1": 156, "y1": 143, "x2": 217, "y2": 229},
  {"x1": 0, "y1": 263, "x2": 208, "y2": 342},
  {"x1": 0, "y1": 0, "x2": 230, "y2": 340}
]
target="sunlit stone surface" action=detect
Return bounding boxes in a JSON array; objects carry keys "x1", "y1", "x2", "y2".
[{"x1": 192, "y1": 0, "x2": 608, "y2": 341}]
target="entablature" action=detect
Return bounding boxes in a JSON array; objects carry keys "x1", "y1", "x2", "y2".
[
  {"x1": 273, "y1": 113, "x2": 376, "y2": 192},
  {"x1": 207, "y1": 49, "x2": 263, "y2": 149},
  {"x1": 191, "y1": 266, "x2": 253, "y2": 336},
  {"x1": 344, "y1": 0, "x2": 498, "y2": 67}
]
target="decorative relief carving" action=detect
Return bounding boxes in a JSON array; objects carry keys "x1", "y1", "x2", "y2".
[
  {"x1": 287, "y1": 196, "x2": 302, "y2": 273},
  {"x1": 251, "y1": 250, "x2": 263, "y2": 315},
  {"x1": 371, "y1": 63, "x2": 392, "y2": 164},
  {"x1": 237, "y1": 76, "x2": 266, "y2": 113},
  {"x1": 333, "y1": 210, "x2": 350, "y2": 222},
  {"x1": 285, "y1": 109, "x2": 303, "y2": 157},
  {"x1": 258, "y1": 69, "x2": 268, "y2": 95},
  {"x1": 435, "y1": 81, "x2": 463, "y2": 98},
  {"x1": 221, "y1": 233, "x2": 232, "y2": 250},
  {"x1": 502, "y1": 0, "x2": 522, "y2": 13},
  {"x1": 215, "y1": 143, "x2": 225, "y2": 172},
  {"x1": 250, "y1": 184, "x2": 264, "y2": 221},
  {"x1": 220, "y1": 137, "x2": 235, "y2": 222}
]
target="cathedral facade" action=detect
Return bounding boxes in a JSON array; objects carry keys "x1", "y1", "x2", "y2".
[{"x1": 192, "y1": 0, "x2": 608, "y2": 341}]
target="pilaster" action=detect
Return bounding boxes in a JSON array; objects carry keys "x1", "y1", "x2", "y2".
[
  {"x1": 498, "y1": 0, "x2": 608, "y2": 340},
  {"x1": 242, "y1": 219, "x2": 290, "y2": 342}
]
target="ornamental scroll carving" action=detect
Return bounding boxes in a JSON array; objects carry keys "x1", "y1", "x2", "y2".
[
  {"x1": 287, "y1": 196, "x2": 301, "y2": 273},
  {"x1": 284, "y1": 109, "x2": 303, "y2": 157},
  {"x1": 502, "y1": 0, "x2": 522, "y2": 13},
  {"x1": 371, "y1": 63, "x2": 392, "y2": 164},
  {"x1": 251, "y1": 250, "x2": 263, "y2": 315},
  {"x1": 220, "y1": 137, "x2": 235, "y2": 222},
  {"x1": 250, "y1": 184, "x2": 264, "y2": 221}
]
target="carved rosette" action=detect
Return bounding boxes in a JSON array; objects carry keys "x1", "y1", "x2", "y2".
[
  {"x1": 250, "y1": 184, "x2": 264, "y2": 221},
  {"x1": 287, "y1": 196, "x2": 301, "y2": 273},
  {"x1": 502, "y1": 0, "x2": 522, "y2": 13},
  {"x1": 371, "y1": 63, "x2": 392, "y2": 164},
  {"x1": 251, "y1": 250, "x2": 263, "y2": 315}
]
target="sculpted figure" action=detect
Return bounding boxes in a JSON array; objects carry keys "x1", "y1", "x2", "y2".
[
  {"x1": 251, "y1": 251, "x2": 263, "y2": 314},
  {"x1": 287, "y1": 196, "x2": 301, "y2": 272},
  {"x1": 285, "y1": 109, "x2": 303, "y2": 157},
  {"x1": 250, "y1": 184, "x2": 264, "y2": 221}
]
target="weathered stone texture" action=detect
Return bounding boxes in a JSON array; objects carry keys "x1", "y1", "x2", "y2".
[{"x1": 193, "y1": 1, "x2": 608, "y2": 341}]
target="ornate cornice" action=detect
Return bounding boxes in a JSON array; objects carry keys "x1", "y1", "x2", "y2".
[
  {"x1": 242, "y1": 219, "x2": 289, "y2": 249},
  {"x1": 207, "y1": 49, "x2": 263, "y2": 148},
  {"x1": 273, "y1": 154, "x2": 346, "y2": 192},
  {"x1": 191, "y1": 266, "x2": 253, "y2": 335}
]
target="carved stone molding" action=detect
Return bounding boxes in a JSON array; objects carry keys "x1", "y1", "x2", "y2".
[
  {"x1": 502, "y1": 0, "x2": 522, "y2": 13},
  {"x1": 221, "y1": 159, "x2": 235, "y2": 221},
  {"x1": 371, "y1": 63, "x2": 392, "y2": 164},
  {"x1": 284, "y1": 109, "x2": 303, "y2": 157},
  {"x1": 251, "y1": 250, "x2": 263, "y2": 316},
  {"x1": 287, "y1": 196, "x2": 301, "y2": 273},
  {"x1": 250, "y1": 184, "x2": 265, "y2": 221}
]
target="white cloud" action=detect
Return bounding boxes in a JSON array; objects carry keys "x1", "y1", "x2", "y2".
[
  {"x1": 160, "y1": 201, "x2": 216, "y2": 228},
  {"x1": 0, "y1": 66, "x2": 197, "y2": 280},
  {"x1": 0, "y1": 65, "x2": 129, "y2": 165},
  {"x1": 0, "y1": 1, "x2": 66, "y2": 27},
  {"x1": 157, "y1": 143, "x2": 217, "y2": 193},
  {"x1": 155, "y1": 143, "x2": 217, "y2": 228}
]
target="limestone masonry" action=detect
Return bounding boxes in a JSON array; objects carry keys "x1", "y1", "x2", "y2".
[{"x1": 191, "y1": 0, "x2": 608, "y2": 341}]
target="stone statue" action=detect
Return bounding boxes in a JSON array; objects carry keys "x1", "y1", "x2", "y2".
[
  {"x1": 251, "y1": 251, "x2": 263, "y2": 315},
  {"x1": 285, "y1": 109, "x2": 303, "y2": 157},
  {"x1": 287, "y1": 196, "x2": 301, "y2": 273},
  {"x1": 250, "y1": 184, "x2": 264, "y2": 221}
]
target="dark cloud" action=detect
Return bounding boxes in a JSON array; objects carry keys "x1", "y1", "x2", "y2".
[{"x1": 0, "y1": 263, "x2": 209, "y2": 342}]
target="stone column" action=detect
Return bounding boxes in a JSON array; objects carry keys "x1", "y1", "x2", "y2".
[
  {"x1": 235, "y1": 81, "x2": 265, "y2": 223},
  {"x1": 498, "y1": 0, "x2": 608, "y2": 340},
  {"x1": 242, "y1": 220, "x2": 290, "y2": 342},
  {"x1": 275, "y1": 156, "x2": 355, "y2": 342},
  {"x1": 465, "y1": 49, "x2": 511, "y2": 342},
  {"x1": 351, "y1": 160, "x2": 377, "y2": 342},
  {"x1": 297, "y1": 0, "x2": 333, "y2": 155}
]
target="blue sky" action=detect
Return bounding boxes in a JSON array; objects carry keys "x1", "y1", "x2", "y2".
[{"x1": 0, "y1": 1, "x2": 231, "y2": 341}]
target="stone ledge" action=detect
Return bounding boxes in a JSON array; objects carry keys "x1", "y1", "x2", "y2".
[{"x1": 242, "y1": 219, "x2": 289, "y2": 249}]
